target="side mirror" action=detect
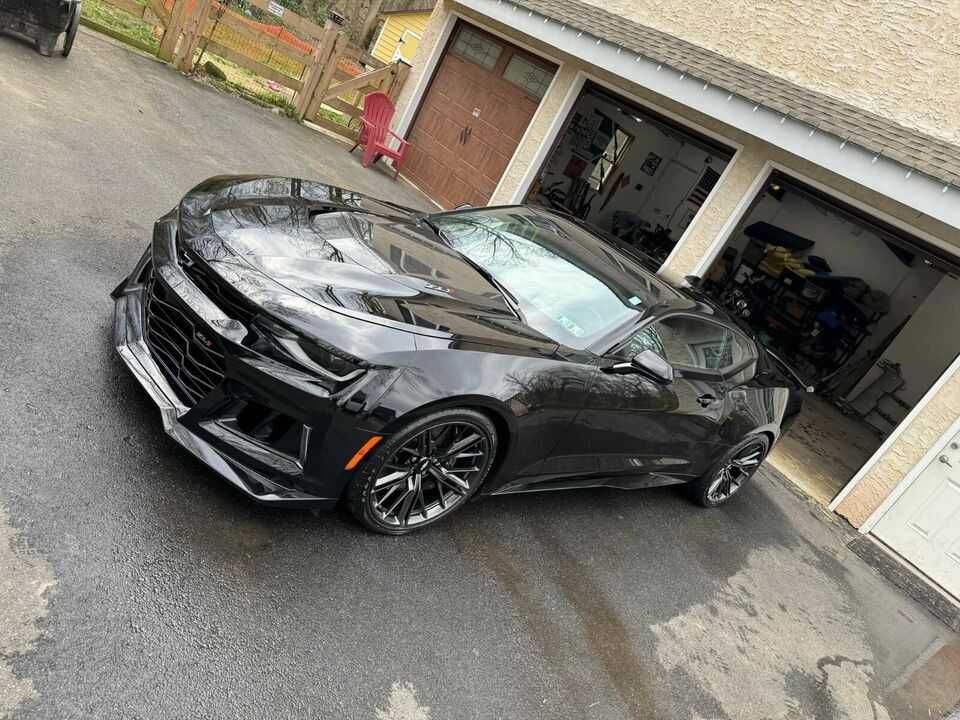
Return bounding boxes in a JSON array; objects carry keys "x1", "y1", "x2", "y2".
[
  {"x1": 603, "y1": 349, "x2": 674, "y2": 384},
  {"x1": 631, "y1": 349, "x2": 674, "y2": 383}
]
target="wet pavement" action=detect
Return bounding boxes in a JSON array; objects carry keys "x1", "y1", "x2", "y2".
[{"x1": 1, "y1": 28, "x2": 959, "y2": 720}]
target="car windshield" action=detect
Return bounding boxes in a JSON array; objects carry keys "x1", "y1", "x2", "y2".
[{"x1": 430, "y1": 208, "x2": 676, "y2": 349}]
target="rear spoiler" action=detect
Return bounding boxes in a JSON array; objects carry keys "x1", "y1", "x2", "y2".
[{"x1": 765, "y1": 348, "x2": 815, "y2": 393}]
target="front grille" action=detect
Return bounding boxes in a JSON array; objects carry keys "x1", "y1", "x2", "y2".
[
  {"x1": 145, "y1": 275, "x2": 226, "y2": 406},
  {"x1": 178, "y1": 247, "x2": 258, "y2": 326}
]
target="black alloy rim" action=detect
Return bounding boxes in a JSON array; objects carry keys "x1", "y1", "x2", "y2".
[
  {"x1": 707, "y1": 440, "x2": 766, "y2": 503},
  {"x1": 369, "y1": 421, "x2": 491, "y2": 528}
]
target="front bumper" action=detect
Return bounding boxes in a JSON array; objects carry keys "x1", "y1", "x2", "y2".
[{"x1": 112, "y1": 222, "x2": 378, "y2": 510}]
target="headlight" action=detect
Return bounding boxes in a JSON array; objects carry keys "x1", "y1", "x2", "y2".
[
  {"x1": 281, "y1": 336, "x2": 365, "y2": 383},
  {"x1": 250, "y1": 317, "x2": 365, "y2": 385}
]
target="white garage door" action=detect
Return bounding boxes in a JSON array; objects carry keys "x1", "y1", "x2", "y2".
[{"x1": 873, "y1": 429, "x2": 960, "y2": 599}]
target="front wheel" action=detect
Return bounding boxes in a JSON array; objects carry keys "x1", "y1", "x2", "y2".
[
  {"x1": 686, "y1": 435, "x2": 770, "y2": 508},
  {"x1": 346, "y1": 409, "x2": 498, "y2": 535}
]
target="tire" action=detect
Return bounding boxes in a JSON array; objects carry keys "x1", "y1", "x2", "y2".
[
  {"x1": 685, "y1": 435, "x2": 770, "y2": 508},
  {"x1": 347, "y1": 408, "x2": 498, "y2": 535},
  {"x1": 62, "y1": 5, "x2": 80, "y2": 57}
]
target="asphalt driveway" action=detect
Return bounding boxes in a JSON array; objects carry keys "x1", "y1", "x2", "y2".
[{"x1": 1, "y1": 28, "x2": 958, "y2": 720}]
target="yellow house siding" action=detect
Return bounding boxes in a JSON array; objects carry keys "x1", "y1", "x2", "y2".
[{"x1": 372, "y1": 12, "x2": 430, "y2": 65}]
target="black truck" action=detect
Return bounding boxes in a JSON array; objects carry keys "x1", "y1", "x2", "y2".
[{"x1": 0, "y1": 0, "x2": 82, "y2": 56}]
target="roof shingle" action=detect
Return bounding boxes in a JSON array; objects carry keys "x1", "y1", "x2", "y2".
[{"x1": 509, "y1": 0, "x2": 960, "y2": 186}]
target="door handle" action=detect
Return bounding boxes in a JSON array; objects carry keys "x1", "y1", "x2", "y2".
[{"x1": 697, "y1": 394, "x2": 719, "y2": 407}]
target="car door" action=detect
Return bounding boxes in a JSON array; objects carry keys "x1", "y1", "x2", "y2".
[{"x1": 579, "y1": 313, "x2": 737, "y2": 480}]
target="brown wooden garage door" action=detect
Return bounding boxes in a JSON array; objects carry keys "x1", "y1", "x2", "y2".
[{"x1": 404, "y1": 22, "x2": 556, "y2": 209}]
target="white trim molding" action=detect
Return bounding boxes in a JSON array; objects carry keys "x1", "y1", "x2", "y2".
[
  {"x1": 687, "y1": 160, "x2": 774, "y2": 277},
  {"x1": 454, "y1": 0, "x2": 960, "y2": 231},
  {"x1": 394, "y1": 12, "x2": 458, "y2": 140},
  {"x1": 502, "y1": 70, "x2": 585, "y2": 204},
  {"x1": 503, "y1": 68, "x2": 743, "y2": 263},
  {"x1": 690, "y1": 161, "x2": 960, "y2": 278}
]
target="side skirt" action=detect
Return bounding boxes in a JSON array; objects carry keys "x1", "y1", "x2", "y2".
[{"x1": 490, "y1": 473, "x2": 690, "y2": 496}]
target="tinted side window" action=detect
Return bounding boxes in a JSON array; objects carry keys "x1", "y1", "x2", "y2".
[{"x1": 621, "y1": 316, "x2": 733, "y2": 371}]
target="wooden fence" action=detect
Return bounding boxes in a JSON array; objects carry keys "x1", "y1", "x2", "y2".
[{"x1": 83, "y1": 0, "x2": 409, "y2": 140}]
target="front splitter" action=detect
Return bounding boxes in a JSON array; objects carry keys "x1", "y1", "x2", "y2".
[{"x1": 113, "y1": 283, "x2": 337, "y2": 510}]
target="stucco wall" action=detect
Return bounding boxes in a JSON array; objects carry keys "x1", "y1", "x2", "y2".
[
  {"x1": 836, "y1": 369, "x2": 960, "y2": 527},
  {"x1": 578, "y1": 0, "x2": 960, "y2": 146},
  {"x1": 391, "y1": 0, "x2": 454, "y2": 145}
]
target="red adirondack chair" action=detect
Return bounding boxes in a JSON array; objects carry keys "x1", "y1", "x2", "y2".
[{"x1": 350, "y1": 92, "x2": 409, "y2": 180}]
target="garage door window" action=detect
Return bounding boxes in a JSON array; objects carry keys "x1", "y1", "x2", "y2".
[
  {"x1": 589, "y1": 122, "x2": 633, "y2": 191},
  {"x1": 502, "y1": 55, "x2": 552, "y2": 100},
  {"x1": 451, "y1": 27, "x2": 502, "y2": 70}
]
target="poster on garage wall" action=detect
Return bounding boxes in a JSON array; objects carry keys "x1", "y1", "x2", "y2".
[{"x1": 641, "y1": 152, "x2": 662, "y2": 176}]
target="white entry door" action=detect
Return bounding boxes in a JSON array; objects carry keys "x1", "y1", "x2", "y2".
[{"x1": 873, "y1": 430, "x2": 960, "y2": 599}]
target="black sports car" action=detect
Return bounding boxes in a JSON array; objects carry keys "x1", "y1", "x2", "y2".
[{"x1": 112, "y1": 176, "x2": 804, "y2": 534}]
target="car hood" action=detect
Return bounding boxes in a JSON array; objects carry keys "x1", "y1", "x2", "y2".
[{"x1": 176, "y1": 176, "x2": 558, "y2": 356}]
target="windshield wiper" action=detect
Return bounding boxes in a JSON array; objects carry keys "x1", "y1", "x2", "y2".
[{"x1": 417, "y1": 216, "x2": 524, "y2": 318}]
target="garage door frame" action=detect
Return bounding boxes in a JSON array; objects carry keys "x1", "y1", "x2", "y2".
[
  {"x1": 510, "y1": 70, "x2": 743, "y2": 270},
  {"x1": 691, "y1": 161, "x2": 960, "y2": 279},
  {"x1": 392, "y1": 11, "x2": 566, "y2": 204},
  {"x1": 687, "y1": 159, "x2": 960, "y2": 517}
]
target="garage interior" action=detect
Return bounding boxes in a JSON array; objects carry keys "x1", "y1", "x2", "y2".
[
  {"x1": 699, "y1": 172, "x2": 960, "y2": 504},
  {"x1": 526, "y1": 82, "x2": 733, "y2": 268}
]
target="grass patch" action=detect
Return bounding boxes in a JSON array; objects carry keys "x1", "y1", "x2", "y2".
[
  {"x1": 81, "y1": 0, "x2": 160, "y2": 53},
  {"x1": 198, "y1": 53, "x2": 349, "y2": 128},
  {"x1": 202, "y1": 64, "x2": 297, "y2": 117},
  {"x1": 317, "y1": 106, "x2": 350, "y2": 127},
  {"x1": 199, "y1": 53, "x2": 298, "y2": 112}
]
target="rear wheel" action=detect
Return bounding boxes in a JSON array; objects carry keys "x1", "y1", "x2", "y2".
[
  {"x1": 347, "y1": 409, "x2": 498, "y2": 535},
  {"x1": 686, "y1": 435, "x2": 770, "y2": 508},
  {"x1": 62, "y1": 4, "x2": 81, "y2": 57}
]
